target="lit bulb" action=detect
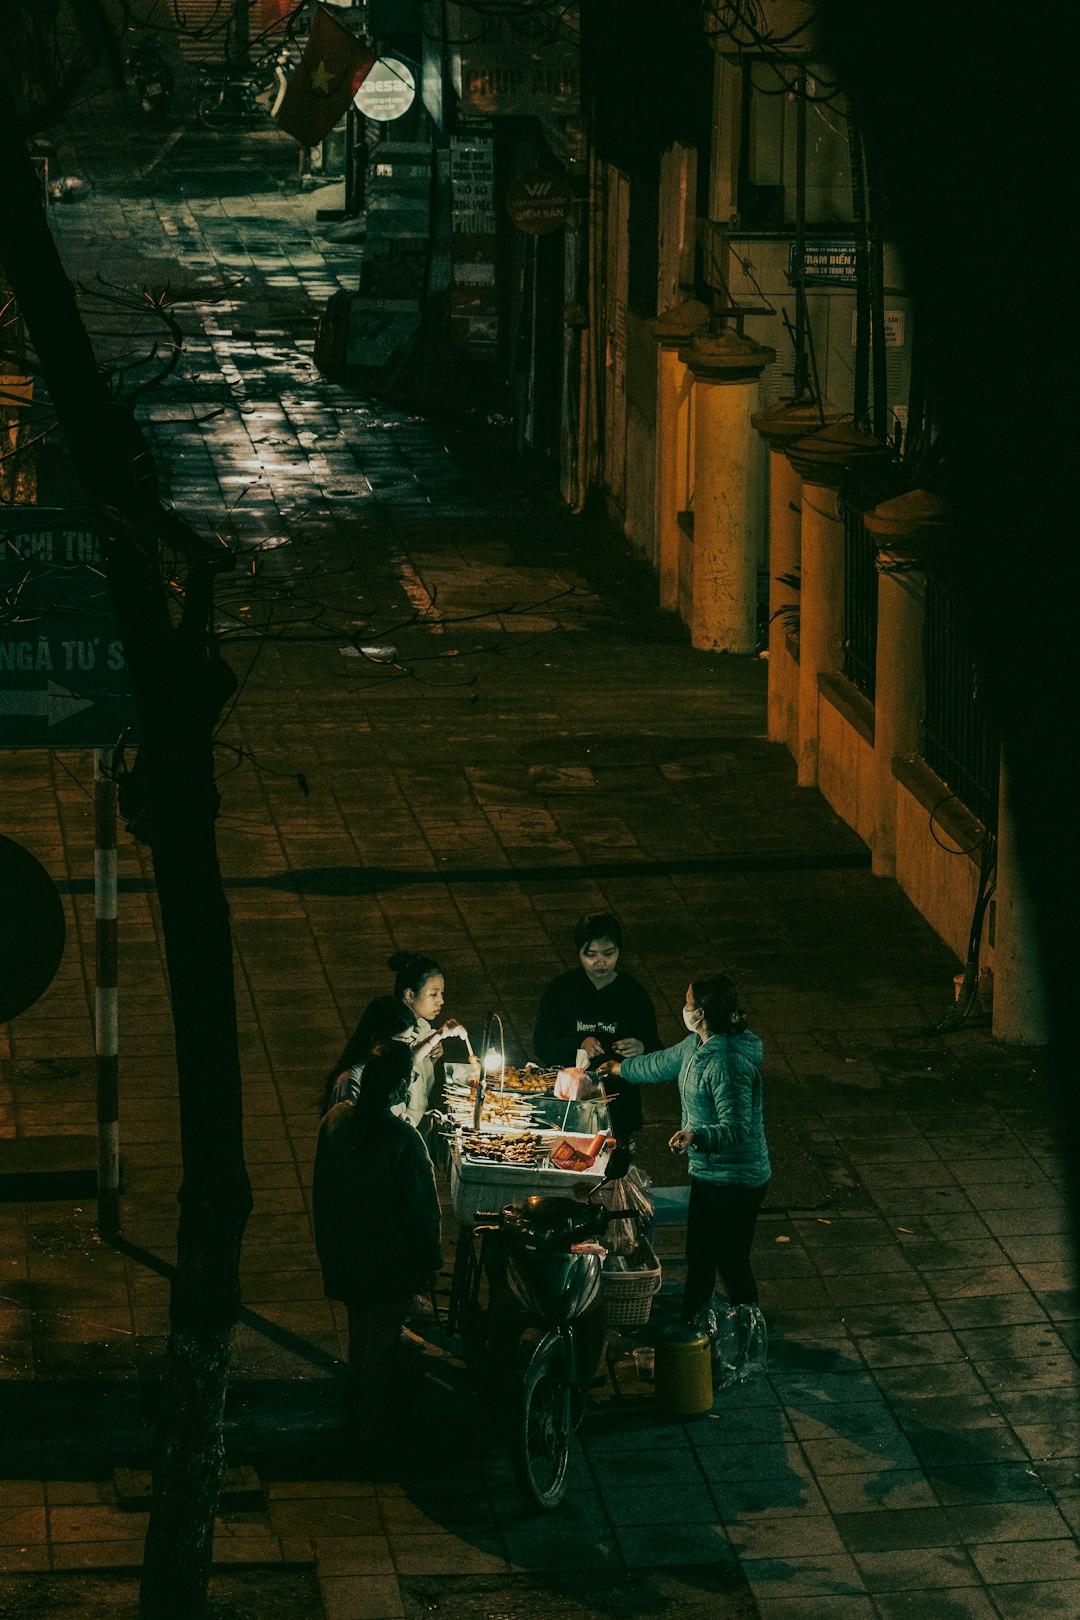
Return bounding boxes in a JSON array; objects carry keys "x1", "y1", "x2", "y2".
[{"x1": 482, "y1": 1049, "x2": 503, "y2": 1075}]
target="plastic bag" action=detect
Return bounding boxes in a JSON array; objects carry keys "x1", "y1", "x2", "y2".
[
  {"x1": 603, "y1": 1233, "x2": 658, "y2": 1275},
  {"x1": 689, "y1": 1296, "x2": 768, "y2": 1388},
  {"x1": 597, "y1": 1165, "x2": 655, "y2": 1255},
  {"x1": 597, "y1": 1163, "x2": 653, "y2": 1222},
  {"x1": 554, "y1": 1066, "x2": 594, "y2": 1101}
]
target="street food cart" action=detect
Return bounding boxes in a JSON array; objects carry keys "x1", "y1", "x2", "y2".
[{"x1": 441, "y1": 1062, "x2": 614, "y2": 1224}]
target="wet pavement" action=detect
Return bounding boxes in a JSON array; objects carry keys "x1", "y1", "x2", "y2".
[{"x1": 1, "y1": 96, "x2": 1077, "y2": 1620}]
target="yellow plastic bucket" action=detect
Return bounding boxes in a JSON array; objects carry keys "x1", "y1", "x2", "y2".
[{"x1": 654, "y1": 1325, "x2": 713, "y2": 1416}]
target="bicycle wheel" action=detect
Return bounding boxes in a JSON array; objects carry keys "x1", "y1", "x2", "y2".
[
  {"x1": 196, "y1": 93, "x2": 228, "y2": 130},
  {"x1": 511, "y1": 1333, "x2": 573, "y2": 1512}
]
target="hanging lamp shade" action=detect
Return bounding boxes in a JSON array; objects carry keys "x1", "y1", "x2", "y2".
[
  {"x1": 751, "y1": 396, "x2": 843, "y2": 449},
  {"x1": 786, "y1": 419, "x2": 887, "y2": 485},
  {"x1": 863, "y1": 487, "x2": 949, "y2": 540},
  {"x1": 647, "y1": 299, "x2": 710, "y2": 349},
  {"x1": 678, "y1": 325, "x2": 775, "y2": 382}
]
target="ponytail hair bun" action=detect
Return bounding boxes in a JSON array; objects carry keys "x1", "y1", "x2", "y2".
[
  {"x1": 690, "y1": 973, "x2": 747, "y2": 1036},
  {"x1": 388, "y1": 950, "x2": 442, "y2": 999}
]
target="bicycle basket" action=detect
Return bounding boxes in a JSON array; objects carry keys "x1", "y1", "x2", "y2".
[{"x1": 601, "y1": 1253, "x2": 662, "y2": 1328}]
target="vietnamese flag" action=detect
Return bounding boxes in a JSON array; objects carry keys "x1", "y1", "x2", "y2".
[{"x1": 276, "y1": 5, "x2": 375, "y2": 148}]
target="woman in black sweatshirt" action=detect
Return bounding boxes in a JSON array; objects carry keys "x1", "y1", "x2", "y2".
[{"x1": 533, "y1": 911, "x2": 660, "y2": 1166}]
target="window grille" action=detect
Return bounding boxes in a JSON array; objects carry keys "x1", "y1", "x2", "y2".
[
  {"x1": 842, "y1": 505, "x2": 878, "y2": 701},
  {"x1": 922, "y1": 575, "x2": 999, "y2": 831}
]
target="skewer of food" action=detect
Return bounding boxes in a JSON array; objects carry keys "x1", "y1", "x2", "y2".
[{"x1": 458, "y1": 1130, "x2": 540, "y2": 1166}]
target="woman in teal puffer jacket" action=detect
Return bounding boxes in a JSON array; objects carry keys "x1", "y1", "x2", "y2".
[{"x1": 601, "y1": 973, "x2": 770, "y2": 1323}]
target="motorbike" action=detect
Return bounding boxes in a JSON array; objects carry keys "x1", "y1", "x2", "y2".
[
  {"x1": 449, "y1": 1194, "x2": 609, "y2": 1511},
  {"x1": 125, "y1": 35, "x2": 175, "y2": 124},
  {"x1": 195, "y1": 46, "x2": 292, "y2": 130}
]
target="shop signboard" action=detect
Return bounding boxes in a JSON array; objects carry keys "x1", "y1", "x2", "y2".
[
  {"x1": 453, "y1": 2, "x2": 582, "y2": 161},
  {"x1": 0, "y1": 507, "x2": 137, "y2": 748},
  {"x1": 450, "y1": 132, "x2": 498, "y2": 352},
  {"x1": 354, "y1": 57, "x2": 416, "y2": 121},
  {"x1": 506, "y1": 169, "x2": 574, "y2": 236}
]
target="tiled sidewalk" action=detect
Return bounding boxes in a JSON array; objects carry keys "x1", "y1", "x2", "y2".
[{"x1": 1, "y1": 113, "x2": 1077, "y2": 1620}]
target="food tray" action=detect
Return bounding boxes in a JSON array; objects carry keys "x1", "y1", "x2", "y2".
[{"x1": 449, "y1": 1149, "x2": 609, "y2": 1226}]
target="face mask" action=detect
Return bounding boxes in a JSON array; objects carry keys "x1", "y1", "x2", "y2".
[{"x1": 682, "y1": 1006, "x2": 704, "y2": 1032}]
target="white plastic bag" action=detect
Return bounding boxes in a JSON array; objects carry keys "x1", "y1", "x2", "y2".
[
  {"x1": 741, "y1": 1304, "x2": 768, "y2": 1381},
  {"x1": 554, "y1": 1066, "x2": 594, "y2": 1101}
]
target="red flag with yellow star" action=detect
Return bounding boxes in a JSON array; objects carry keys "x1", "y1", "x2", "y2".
[{"x1": 276, "y1": 4, "x2": 375, "y2": 148}]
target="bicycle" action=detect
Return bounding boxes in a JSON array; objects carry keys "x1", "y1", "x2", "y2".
[{"x1": 448, "y1": 1194, "x2": 609, "y2": 1511}]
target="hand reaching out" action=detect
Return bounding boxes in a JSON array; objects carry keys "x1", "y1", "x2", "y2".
[{"x1": 613, "y1": 1037, "x2": 644, "y2": 1058}]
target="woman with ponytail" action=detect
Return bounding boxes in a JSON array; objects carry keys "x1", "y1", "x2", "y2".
[
  {"x1": 332, "y1": 952, "x2": 469, "y2": 1131},
  {"x1": 385, "y1": 950, "x2": 469, "y2": 1130},
  {"x1": 601, "y1": 973, "x2": 770, "y2": 1326}
]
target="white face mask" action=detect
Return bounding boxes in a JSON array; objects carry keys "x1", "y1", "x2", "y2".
[{"x1": 682, "y1": 1006, "x2": 704, "y2": 1032}]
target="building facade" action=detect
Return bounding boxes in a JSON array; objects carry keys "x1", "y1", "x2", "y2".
[{"x1": 402, "y1": 1, "x2": 1047, "y2": 1045}]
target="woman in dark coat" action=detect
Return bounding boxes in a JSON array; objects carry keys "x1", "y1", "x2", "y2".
[
  {"x1": 313, "y1": 1042, "x2": 442, "y2": 1440},
  {"x1": 319, "y1": 994, "x2": 414, "y2": 1115},
  {"x1": 533, "y1": 911, "x2": 660, "y2": 1174},
  {"x1": 335, "y1": 952, "x2": 469, "y2": 1131}
]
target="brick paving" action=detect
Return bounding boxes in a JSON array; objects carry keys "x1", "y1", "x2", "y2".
[{"x1": 1, "y1": 109, "x2": 1076, "y2": 1619}]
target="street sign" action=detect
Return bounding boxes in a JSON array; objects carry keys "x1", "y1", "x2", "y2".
[
  {"x1": 0, "y1": 507, "x2": 138, "y2": 748},
  {"x1": 505, "y1": 169, "x2": 574, "y2": 235}
]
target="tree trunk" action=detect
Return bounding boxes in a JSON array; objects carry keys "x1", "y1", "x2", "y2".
[{"x1": 0, "y1": 102, "x2": 252, "y2": 1620}]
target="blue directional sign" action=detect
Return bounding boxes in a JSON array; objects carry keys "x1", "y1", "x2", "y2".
[{"x1": 0, "y1": 507, "x2": 138, "y2": 748}]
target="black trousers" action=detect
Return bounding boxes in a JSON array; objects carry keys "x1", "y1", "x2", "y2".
[
  {"x1": 345, "y1": 1298, "x2": 410, "y2": 1434},
  {"x1": 683, "y1": 1178, "x2": 769, "y2": 1317}
]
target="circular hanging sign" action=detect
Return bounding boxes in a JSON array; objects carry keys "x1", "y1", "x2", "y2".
[
  {"x1": 353, "y1": 58, "x2": 416, "y2": 122},
  {"x1": 505, "y1": 169, "x2": 574, "y2": 236},
  {"x1": 0, "y1": 835, "x2": 66, "y2": 1023}
]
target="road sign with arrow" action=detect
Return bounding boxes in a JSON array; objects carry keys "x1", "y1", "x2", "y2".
[{"x1": 0, "y1": 507, "x2": 138, "y2": 748}]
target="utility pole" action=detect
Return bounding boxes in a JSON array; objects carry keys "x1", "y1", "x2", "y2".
[{"x1": 0, "y1": 92, "x2": 252, "y2": 1620}]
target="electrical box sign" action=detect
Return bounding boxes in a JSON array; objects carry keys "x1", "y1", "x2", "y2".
[
  {"x1": 0, "y1": 507, "x2": 137, "y2": 748},
  {"x1": 850, "y1": 309, "x2": 906, "y2": 347},
  {"x1": 788, "y1": 240, "x2": 858, "y2": 286}
]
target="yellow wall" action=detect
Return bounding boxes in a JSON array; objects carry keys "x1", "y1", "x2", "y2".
[
  {"x1": 894, "y1": 772, "x2": 984, "y2": 965},
  {"x1": 623, "y1": 311, "x2": 659, "y2": 569},
  {"x1": 817, "y1": 683, "x2": 875, "y2": 847}
]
